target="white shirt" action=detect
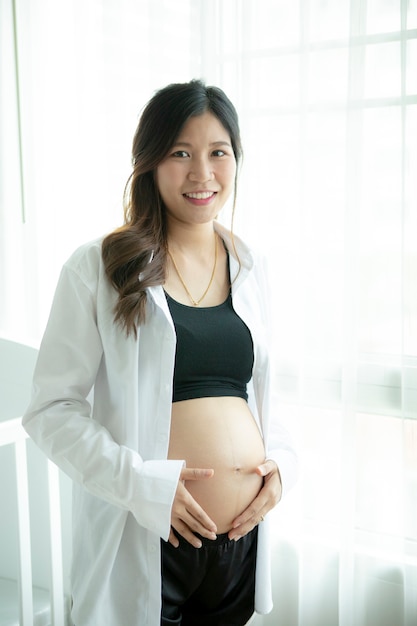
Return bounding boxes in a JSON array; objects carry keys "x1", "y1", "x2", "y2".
[{"x1": 23, "y1": 222, "x2": 298, "y2": 626}]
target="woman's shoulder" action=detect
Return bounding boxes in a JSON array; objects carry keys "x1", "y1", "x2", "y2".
[{"x1": 215, "y1": 221, "x2": 266, "y2": 270}]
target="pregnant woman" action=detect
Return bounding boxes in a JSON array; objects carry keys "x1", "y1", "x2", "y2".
[{"x1": 23, "y1": 80, "x2": 298, "y2": 626}]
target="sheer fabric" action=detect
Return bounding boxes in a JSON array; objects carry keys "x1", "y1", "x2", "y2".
[{"x1": 1, "y1": 1, "x2": 416, "y2": 624}]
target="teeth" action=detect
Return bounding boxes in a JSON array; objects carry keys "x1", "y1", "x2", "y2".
[{"x1": 185, "y1": 192, "x2": 214, "y2": 200}]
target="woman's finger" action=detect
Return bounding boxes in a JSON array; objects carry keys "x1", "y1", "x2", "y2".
[
  {"x1": 170, "y1": 475, "x2": 217, "y2": 546},
  {"x1": 228, "y1": 462, "x2": 282, "y2": 540},
  {"x1": 180, "y1": 467, "x2": 214, "y2": 481}
]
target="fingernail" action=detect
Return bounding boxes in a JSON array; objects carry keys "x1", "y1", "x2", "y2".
[
  {"x1": 208, "y1": 532, "x2": 217, "y2": 540},
  {"x1": 194, "y1": 540, "x2": 202, "y2": 549},
  {"x1": 233, "y1": 535, "x2": 242, "y2": 542}
]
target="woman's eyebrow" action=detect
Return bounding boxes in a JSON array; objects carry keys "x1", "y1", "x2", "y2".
[
  {"x1": 210, "y1": 140, "x2": 232, "y2": 147},
  {"x1": 172, "y1": 140, "x2": 232, "y2": 147}
]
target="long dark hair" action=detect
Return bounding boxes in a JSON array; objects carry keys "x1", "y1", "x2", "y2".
[{"x1": 102, "y1": 79, "x2": 243, "y2": 336}]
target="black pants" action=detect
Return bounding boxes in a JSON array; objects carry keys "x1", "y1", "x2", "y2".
[{"x1": 161, "y1": 526, "x2": 257, "y2": 626}]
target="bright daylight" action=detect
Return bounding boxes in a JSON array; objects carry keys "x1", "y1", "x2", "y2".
[{"x1": 0, "y1": 1, "x2": 416, "y2": 625}]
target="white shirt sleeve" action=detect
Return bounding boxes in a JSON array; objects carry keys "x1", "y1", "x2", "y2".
[{"x1": 22, "y1": 258, "x2": 182, "y2": 540}]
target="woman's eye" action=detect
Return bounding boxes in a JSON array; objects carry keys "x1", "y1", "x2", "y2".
[
  {"x1": 172, "y1": 150, "x2": 189, "y2": 158},
  {"x1": 212, "y1": 149, "x2": 226, "y2": 157}
]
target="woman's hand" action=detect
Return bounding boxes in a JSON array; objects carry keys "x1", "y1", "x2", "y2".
[
  {"x1": 169, "y1": 467, "x2": 218, "y2": 548},
  {"x1": 228, "y1": 459, "x2": 282, "y2": 541}
]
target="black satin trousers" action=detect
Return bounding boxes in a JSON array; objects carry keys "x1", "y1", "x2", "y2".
[{"x1": 160, "y1": 526, "x2": 257, "y2": 626}]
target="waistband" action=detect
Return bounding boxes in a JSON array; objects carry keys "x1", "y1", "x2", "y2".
[{"x1": 171, "y1": 525, "x2": 258, "y2": 550}]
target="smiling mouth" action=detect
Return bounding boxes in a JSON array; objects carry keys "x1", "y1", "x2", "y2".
[{"x1": 184, "y1": 191, "x2": 216, "y2": 200}]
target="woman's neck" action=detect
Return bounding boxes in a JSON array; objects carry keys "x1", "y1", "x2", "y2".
[{"x1": 166, "y1": 221, "x2": 217, "y2": 255}]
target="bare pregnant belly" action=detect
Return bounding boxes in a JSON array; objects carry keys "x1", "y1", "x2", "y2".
[{"x1": 168, "y1": 396, "x2": 265, "y2": 533}]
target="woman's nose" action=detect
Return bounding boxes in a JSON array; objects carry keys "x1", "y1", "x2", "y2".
[{"x1": 188, "y1": 157, "x2": 213, "y2": 183}]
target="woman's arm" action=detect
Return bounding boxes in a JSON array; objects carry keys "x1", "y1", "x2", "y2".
[{"x1": 22, "y1": 259, "x2": 183, "y2": 540}]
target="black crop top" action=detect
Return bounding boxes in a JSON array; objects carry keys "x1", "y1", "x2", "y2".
[{"x1": 165, "y1": 292, "x2": 254, "y2": 402}]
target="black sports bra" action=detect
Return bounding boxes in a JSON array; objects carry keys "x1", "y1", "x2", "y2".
[{"x1": 165, "y1": 292, "x2": 254, "y2": 402}]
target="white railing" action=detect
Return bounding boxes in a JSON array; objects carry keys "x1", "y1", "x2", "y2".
[{"x1": 0, "y1": 416, "x2": 67, "y2": 626}]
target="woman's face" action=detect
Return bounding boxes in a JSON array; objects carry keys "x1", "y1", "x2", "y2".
[{"x1": 155, "y1": 112, "x2": 237, "y2": 227}]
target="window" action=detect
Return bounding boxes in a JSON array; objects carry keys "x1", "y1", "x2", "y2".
[{"x1": 1, "y1": 1, "x2": 416, "y2": 622}]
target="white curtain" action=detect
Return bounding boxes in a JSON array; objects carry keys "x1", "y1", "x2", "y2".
[
  {"x1": 0, "y1": 0, "x2": 200, "y2": 342},
  {"x1": 1, "y1": 1, "x2": 416, "y2": 625}
]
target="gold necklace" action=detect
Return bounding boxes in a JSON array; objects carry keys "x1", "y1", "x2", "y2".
[{"x1": 168, "y1": 234, "x2": 218, "y2": 306}]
